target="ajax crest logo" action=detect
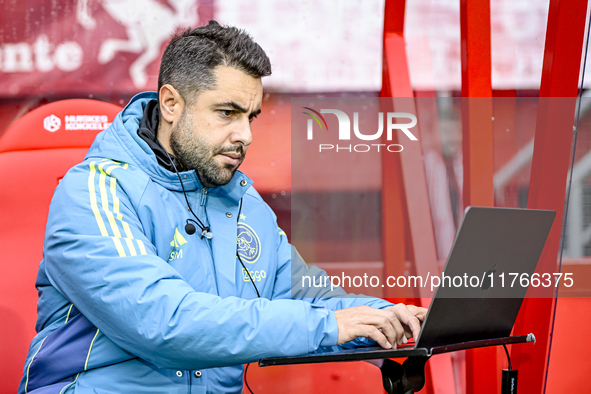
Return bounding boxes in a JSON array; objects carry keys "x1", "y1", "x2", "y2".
[{"x1": 237, "y1": 223, "x2": 261, "y2": 264}]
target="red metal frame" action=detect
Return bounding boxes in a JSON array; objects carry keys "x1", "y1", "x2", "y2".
[
  {"x1": 382, "y1": 1, "x2": 588, "y2": 393},
  {"x1": 459, "y1": 1, "x2": 497, "y2": 393},
  {"x1": 511, "y1": 1, "x2": 589, "y2": 393},
  {"x1": 380, "y1": 0, "x2": 417, "y2": 303},
  {"x1": 383, "y1": 33, "x2": 440, "y2": 301},
  {"x1": 459, "y1": 0, "x2": 494, "y2": 208},
  {"x1": 380, "y1": 1, "x2": 412, "y2": 303},
  {"x1": 381, "y1": 1, "x2": 455, "y2": 392}
]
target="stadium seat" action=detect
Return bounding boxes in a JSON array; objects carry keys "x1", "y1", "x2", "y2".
[{"x1": 0, "y1": 99, "x2": 121, "y2": 394}]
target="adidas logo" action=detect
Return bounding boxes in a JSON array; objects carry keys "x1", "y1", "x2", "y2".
[
  {"x1": 169, "y1": 228, "x2": 187, "y2": 261},
  {"x1": 170, "y1": 228, "x2": 187, "y2": 248}
]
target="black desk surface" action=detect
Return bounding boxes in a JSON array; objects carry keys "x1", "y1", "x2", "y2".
[{"x1": 259, "y1": 334, "x2": 535, "y2": 367}]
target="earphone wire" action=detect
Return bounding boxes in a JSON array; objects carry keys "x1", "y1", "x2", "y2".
[
  {"x1": 244, "y1": 363, "x2": 254, "y2": 394},
  {"x1": 168, "y1": 153, "x2": 259, "y2": 299},
  {"x1": 236, "y1": 199, "x2": 261, "y2": 298},
  {"x1": 167, "y1": 153, "x2": 208, "y2": 231},
  {"x1": 238, "y1": 199, "x2": 259, "y2": 394},
  {"x1": 166, "y1": 154, "x2": 258, "y2": 391}
]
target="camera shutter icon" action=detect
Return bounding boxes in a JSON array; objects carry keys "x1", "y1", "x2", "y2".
[{"x1": 43, "y1": 114, "x2": 61, "y2": 132}]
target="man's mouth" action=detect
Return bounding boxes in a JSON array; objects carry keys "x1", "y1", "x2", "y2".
[
  {"x1": 217, "y1": 149, "x2": 244, "y2": 166},
  {"x1": 222, "y1": 152, "x2": 241, "y2": 159}
]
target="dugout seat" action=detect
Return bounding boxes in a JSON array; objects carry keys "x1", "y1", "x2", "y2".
[{"x1": 0, "y1": 99, "x2": 121, "y2": 394}]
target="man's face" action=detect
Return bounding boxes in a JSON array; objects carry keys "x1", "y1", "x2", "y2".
[{"x1": 170, "y1": 66, "x2": 263, "y2": 188}]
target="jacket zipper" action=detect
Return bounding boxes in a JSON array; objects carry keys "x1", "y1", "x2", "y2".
[
  {"x1": 199, "y1": 187, "x2": 220, "y2": 295},
  {"x1": 200, "y1": 187, "x2": 208, "y2": 206}
]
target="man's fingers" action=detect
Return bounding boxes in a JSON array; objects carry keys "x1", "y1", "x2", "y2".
[
  {"x1": 334, "y1": 307, "x2": 389, "y2": 346},
  {"x1": 387, "y1": 316, "x2": 406, "y2": 345},
  {"x1": 406, "y1": 305, "x2": 428, "y2": 321},
  {"x1": 362, "y1": 308, "x2": 408, "y2": 346},
  {"x1": 391, "y1": 304, "x2": 423, "y2": 341},
  {"x1": 334, "y1": 305, "x2": 425, "y2": 347},
  {"x1": 364, "y1": 326, "x2": 393, "y2": 349},
  {"x1": 361, "y1": 310, "x2": 399, "y2": 347}
]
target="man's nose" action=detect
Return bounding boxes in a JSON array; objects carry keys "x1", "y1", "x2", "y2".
[{"x1": 230, "y1": 117, "x2": 253, "y2": 147}]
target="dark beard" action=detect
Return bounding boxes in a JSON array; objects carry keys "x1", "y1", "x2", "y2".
[{"x1": 169, "y1": 110, "x2": 245, "y2": 188}]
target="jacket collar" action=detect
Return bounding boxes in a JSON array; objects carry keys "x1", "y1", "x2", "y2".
[{"x1": 137, "y1": 98, "x2": 182, "y2": 173}]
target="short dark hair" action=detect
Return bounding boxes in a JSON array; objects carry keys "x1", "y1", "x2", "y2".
[{"x1": 158, "y1": 20, "x2": 272, "y2": 102}]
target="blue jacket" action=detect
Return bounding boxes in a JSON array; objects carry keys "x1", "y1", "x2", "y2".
[{"x1": 19, "y1": 92, "x2": 392, "y2": 394}]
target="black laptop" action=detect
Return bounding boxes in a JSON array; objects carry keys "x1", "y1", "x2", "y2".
[{"x1": 260, "y1": 206, "x2": 555, "y2": 366}]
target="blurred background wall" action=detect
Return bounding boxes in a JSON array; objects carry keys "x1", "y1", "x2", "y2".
[{"x1": 2, "y1": 1, "x2": 591, "y2": 393}]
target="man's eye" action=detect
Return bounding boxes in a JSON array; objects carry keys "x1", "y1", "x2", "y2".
[
  {"x1": 249, "y1": 115, "x2": 258, "y2": 123},
  {"x1": 220, "y1": 110, "x2": 233, "y2": 117}
]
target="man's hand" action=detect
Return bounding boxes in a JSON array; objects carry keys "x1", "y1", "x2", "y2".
[
  {"x1": 334, "y1": 304, "x2": 427, "y2": 349},
  {"x1": 383, "y1": 304, "x2": 426, "y2": 342}
]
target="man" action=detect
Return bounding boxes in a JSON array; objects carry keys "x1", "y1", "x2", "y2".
[{"x1": 20, "y1": 21, "x2": 425, "y2": 394}]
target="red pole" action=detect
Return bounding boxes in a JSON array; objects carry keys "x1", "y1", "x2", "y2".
[
  {"x1": 459, "y1": 0, "x2": 496, "y2": 392},
  {"x1": 381, "y1": 0, "x2": 413, "y2": 304},
  {"x1": 511, "y1": 1, "x2": 588, "y2": 393},
  {"x1": 381, "y1": 1, "x2": 456, "y2": 392}
]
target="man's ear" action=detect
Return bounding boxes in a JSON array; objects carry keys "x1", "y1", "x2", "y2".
[{"x1": 158, "y1": 84, "x2": 185, "y2": 124}]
